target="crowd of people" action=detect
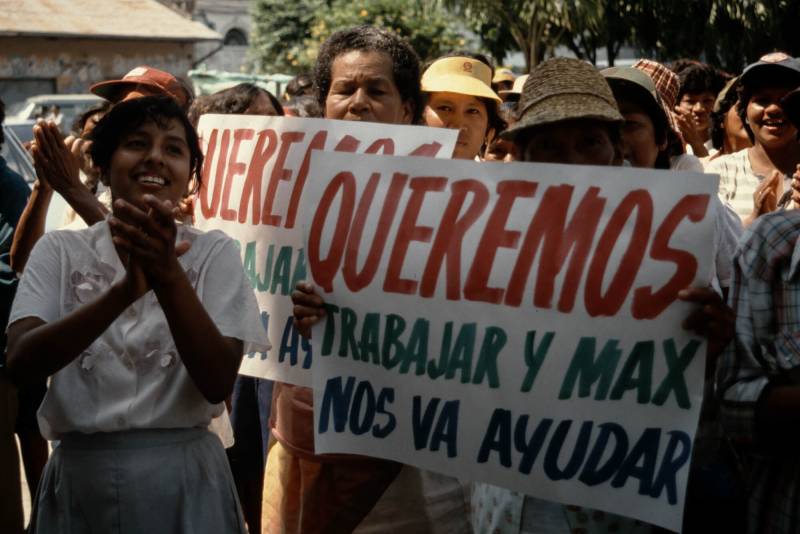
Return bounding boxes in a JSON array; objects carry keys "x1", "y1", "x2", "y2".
[{"x1": 2, "y1": 22, "x2": 800, "y2": 534}]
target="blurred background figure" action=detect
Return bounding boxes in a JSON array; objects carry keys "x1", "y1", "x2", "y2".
[
  {"x1": 673, "y1": 62, "x2": 727, "y2": 156},
  {"x1": 282, "y1": 73, "x2": 314, "y2": 102},
  {"x1": 0, "y1": 96, "x2": 29, "y2": 534},
  {"x1": 707, "y1": 77, "x2": 752, "y2": 163},
  {"x1": 491, "y1": 67, "x2": 515, "y2": 94}
]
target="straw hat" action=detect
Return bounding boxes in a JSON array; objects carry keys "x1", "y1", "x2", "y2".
[
  {"x1": 422, "y1": 57, "x2": 501, "y2": 102},
  {"x1": 492, "y1": 68, "x2": 515, "y2": 84},
  {"x1": 499, "y1": 74, "x2": 528, "y2": 99},
  {"x1": 501, "y1": 58, "x2": 622, "y2": 140}
]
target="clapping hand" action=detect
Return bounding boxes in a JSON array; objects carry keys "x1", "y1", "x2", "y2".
[{"x1": 109, "y1": 194, "x2": 191, "y2": 300}]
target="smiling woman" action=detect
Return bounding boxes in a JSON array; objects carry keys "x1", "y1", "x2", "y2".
[
  {"x1": 5, "y1": 96, "x2": 268, "y2": 534},
  {"x1": 706, "y1": 53, "x2": 800, "y2": 222}
]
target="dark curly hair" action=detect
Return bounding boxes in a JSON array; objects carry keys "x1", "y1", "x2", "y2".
[
  {"x1": 677, "y1": 63, "x2": 725, "y2": 100},
  {"x1": 422, "y1": 50, "x2": 504, "y2": 135},
  {"x1": 313, "y1": 25, "x2": 422, "y2": 123},
  {"x1": 89, "y1": 96, "x2": 203, "y2": 193},
  {"x1": 207, "y1": 83, "x2": 284, "y2": 116}
]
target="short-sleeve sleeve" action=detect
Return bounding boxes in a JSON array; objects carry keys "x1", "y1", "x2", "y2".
[
  {"x1": 8, "y1": 232, "x2": 63, "y2": 326},
  {"x1": 199, "y1": 235, "x2": 270, "y2": 355},
  {"x1": 713, "y1": 200, "x2": 743, "y2": 289}
]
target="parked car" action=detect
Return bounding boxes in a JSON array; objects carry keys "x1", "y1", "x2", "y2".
[
  {"x1": 2, "y1": 123, "x2": 67, "y2": 231},
  {"x1": 6, "y1": 94, "x2": 103, "y2": 143}
]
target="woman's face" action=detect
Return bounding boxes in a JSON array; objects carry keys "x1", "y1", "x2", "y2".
[
  {"x1": 519, "y1": 119, "x2": 619, "y2": 166},
  {"x1": 723, "y1": 103, "x2": 751, "y2": 152},
  {"x1": 746, "y1": 85, "x2": 798, "y2": 149},
  {"x1": 618, "y1": 100, "x2": 665, "y2": 168},
  {"x1": 423, "y1": 92, "x2": 490, "y2": 160},
  {"x1": 678, "y1": 91, "x2": 716, "y2": 133},
  {"x1": 108, "y1": 118, "x2": 192, "y2": 209},
  {"x1": 245, "y1": 92, "x2": 279, "y2": 116},
  {"x1": 325, "y1": 50, "x2": 412, "y2": 124}
]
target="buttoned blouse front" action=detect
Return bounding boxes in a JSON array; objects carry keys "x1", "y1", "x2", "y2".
[{"x1": 8, "y1": 220, "x2": 269, "y2": 440}]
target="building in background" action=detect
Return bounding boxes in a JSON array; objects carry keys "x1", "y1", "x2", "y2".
[
  {"x1": 161, "y1": 0, "x2": 251, "y2": 73},
  {"x1": 0, "y1": 0, "x2": 220, "y2": 106}
]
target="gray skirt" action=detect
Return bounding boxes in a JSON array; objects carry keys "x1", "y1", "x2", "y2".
[{"x1": 30, "y1": 428, "x2": 246, "y2": 534}]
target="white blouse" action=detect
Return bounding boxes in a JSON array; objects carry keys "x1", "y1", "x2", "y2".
[{"x1": 9, "y1": 220, "x2": 269, "y2": 440}]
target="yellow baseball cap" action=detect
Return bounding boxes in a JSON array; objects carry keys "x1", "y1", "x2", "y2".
[
  {"x1": 493, "y1": 68, "x2": 515, "y2": 84},
  {"x1": 421, "y1": 57, "x2": 502, "y2": 102}
]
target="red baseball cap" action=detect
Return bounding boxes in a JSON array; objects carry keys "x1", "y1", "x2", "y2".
[{"x1": 90, "y1": 66, "x2": 190, "y2": 107}]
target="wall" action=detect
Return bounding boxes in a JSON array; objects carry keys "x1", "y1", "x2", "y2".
[{"x1": 0, "y1": 37, "x2": 195, "y2": 104}]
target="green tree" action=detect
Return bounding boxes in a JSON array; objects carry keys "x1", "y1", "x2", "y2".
[
  {"x1": 249, "y1": 0, "x2": 324, "y2": 74},
  {"x1": 249, "y1": 0, "x2": 467, "y2": 74},
  {"x1": 441, "y1": 0, "x2": 574, "y2": 70},
  {"x1": 306, "y1": 0, "x2": 466, "y2": 66}
]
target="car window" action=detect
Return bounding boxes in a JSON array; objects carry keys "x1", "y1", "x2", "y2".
[{"x1": 1, "y1": 125, "x2": 36, "y2": 184}]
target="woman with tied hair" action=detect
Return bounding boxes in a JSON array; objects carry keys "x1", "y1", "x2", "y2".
[
  {"x1": 420, "y1": 51, "x2": 504, "y2": 160},
  {"x1": 6, "y1": 96, "x2": 268, "y2": 533},
  {"x1": 270, "y1": 25, "x2": 470, "y2": 534}
]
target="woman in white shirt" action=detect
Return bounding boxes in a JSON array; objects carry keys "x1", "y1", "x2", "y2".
[{"x1": 5, "y1": 95, "x2": 268, "y2": 534}]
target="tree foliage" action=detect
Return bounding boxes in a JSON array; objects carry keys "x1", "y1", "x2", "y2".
[{"x1": 249, "y1": 0, "x2": 466, "y2": 74}]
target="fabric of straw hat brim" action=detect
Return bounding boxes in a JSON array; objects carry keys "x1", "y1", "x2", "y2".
[
  {"x1": 422, "y1": 74, "x2": 502, "y2": 102},
  {"x1": 501, "y1": 93, "x2": 622, "y2": 140}
]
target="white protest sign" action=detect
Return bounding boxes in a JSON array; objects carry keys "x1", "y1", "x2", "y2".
[
  {"x1": 302, "y1": 151, "x2": 718, "y2": 531},
  {"x1": 194, "y1": 114, "x2": 457, "y2": 385}
]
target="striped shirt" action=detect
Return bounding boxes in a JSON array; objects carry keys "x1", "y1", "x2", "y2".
[
  {"x1": 705, "y1": 149, "x2": 791, "y2": 220},
  {"x1": 718, "y1": 209, "x2": 800, "y2": 533}
]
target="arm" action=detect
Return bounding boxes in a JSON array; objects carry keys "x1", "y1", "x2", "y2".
[
  {"x1": 10, "y1": 180, "x2": 51, "y2": 272},
  {"x1": 32, "y1": 122, "x2": 108, "y2": 227},
  {"x1": 110, "y1": 196, "x2": 241, "y2": 403},
  {"x1": 6, "y1": 282, "x2": 134, "y2": 385}
]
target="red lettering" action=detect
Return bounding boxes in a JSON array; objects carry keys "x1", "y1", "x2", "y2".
[
  {"x1": 284, "y1": 130, "x2": 327, "y2": 229},
  {"x1": 262, "y1": 131, "x2": 305, "y2": 226},
  {"x1": 219, "y1": 128, "x2": 253, "y2": 221},
  {"x1": 632, "y1": 194, "x2": 710, "y2": 319},
  {"x1": 307, "y1": 172, "x2": 357, "y2": 293},
  {"x1": 585, "y1": 190, "x2": 653, "y2": 317},
  {"x1": 364, "y1": 138, "x2": 395, "y2": 154},
  {"x1": 334, "y1": 135, "x2": 360, "y2": 152},
  {"x1": 343, "y1": 172, "x2": 408, "y2": 291},
  {"x1": 238, "y1": 129, "x2": 278, "y2": 224},
  {"x1": 504, "y1": 186, "x2": 605, "y2": 311},
  {"x1": 409, "y1": 142, "x2": 443, "y2": 158},
  {"x1": 464, "y1": 181, "x2": 537, "y2": 304},
  {"x1": 384, "y1": 177, "x2": 448, "y2": 294},
  {"x1": 420, "y1": 180, "x2": 489, "y2": 299},
  {"x1": 199, "y1": 128, "x2": 227, "y2": 219}
]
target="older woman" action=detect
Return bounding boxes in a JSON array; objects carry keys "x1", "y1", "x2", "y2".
[
  {"x1": 267, "y1": 26, "x2": 472, "y2": 534},
  {"x1": 6, "y1": 96, "x2": 267, "y2": 533}
]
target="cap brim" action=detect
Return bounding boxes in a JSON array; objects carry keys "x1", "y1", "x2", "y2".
[
  {"x1": 89, "y1": 79, "x2": 164, "y2": 102},
  {"x1": 741, "y1": 63, "x2": 800, "y2": 87},
  {"x1": 501, "y1": 93, "x2": 622, "y2": 141},
  {"x1": 423, "y1": 74, "x2": 502, "y2": 102}
]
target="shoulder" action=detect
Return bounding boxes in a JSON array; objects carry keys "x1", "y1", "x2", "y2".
[
  {"x1": 670, "y1": 154, "x2": 704, "y2": 172},
  {"x1": 705, "y1": 150, "x2": 748, "y2": 173},
  {"x1": 736, "y1": 210, "x2": 800, "y2": 281},
  {"x1": 177, "y1": 225, "x2": 240, "y2": 268}
]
